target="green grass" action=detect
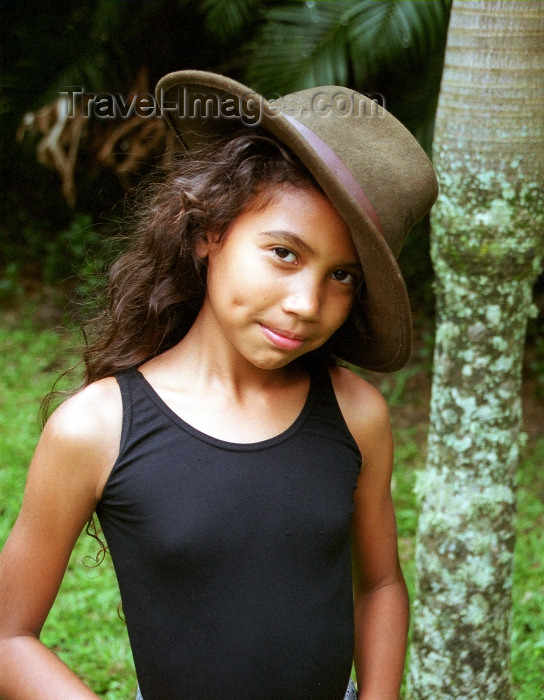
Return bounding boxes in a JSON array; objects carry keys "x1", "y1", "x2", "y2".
[
  {"x1": 0, "y1": 309, "x2": 136, "y2": 699},
  {"x1": 511, "y1": 438, "x2": 544, "y2": 699},
  {"x1": 0, "y1": 305, "x2": 542, "y2": 699}
]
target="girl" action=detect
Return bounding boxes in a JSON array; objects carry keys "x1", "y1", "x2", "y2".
[{"x1": 0, "y1": 71, "x2": 437, "y2": 699}]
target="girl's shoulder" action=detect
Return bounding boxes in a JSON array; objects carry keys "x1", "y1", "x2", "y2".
[
  {"x1": 42, "y1": 377, "x2": 123, "y2": 498},
  {"x1": 329, "y1": 365, "x2": 388, "y2": 418},
  {"x1": 47, "y1": 377, "x2": 122, "y2": 440},
  {"x1": 328, "y1": 365, "x2": 391, "y2": 453}
]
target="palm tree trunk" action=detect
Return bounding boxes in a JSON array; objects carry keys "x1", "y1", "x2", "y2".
[{"x1": 407, "y1": 2, "x2": 544, "y2": 698}]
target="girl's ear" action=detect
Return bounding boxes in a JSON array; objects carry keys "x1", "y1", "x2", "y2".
[{"x1": 195, "y1": 231, "x2": 220, "y2": 259}]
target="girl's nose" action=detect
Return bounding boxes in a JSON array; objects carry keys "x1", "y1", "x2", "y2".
[{"x1": 281, "y1": 278, "x2": 321, "y2": 320}]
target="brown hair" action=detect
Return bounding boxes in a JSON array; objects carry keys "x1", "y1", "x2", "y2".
[
  {"x1": 82, "y1": 132, "x2": 321, "y2": 385},
  {"x1": 45, "y1": 133, "x2": 332, "y2": 564}
]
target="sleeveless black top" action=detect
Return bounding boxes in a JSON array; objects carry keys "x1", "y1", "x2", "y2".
[{"x1": 96, "y1": 366, "x2": 362, "y2": 700}]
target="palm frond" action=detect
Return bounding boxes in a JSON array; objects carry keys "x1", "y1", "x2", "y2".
[
  {"x1": 200, "y1": 0, "x2": 263, "y2": 43},
  {"x1": 346, "y1": 0, "x2": 450, "y2": 85},
  {"x1": 244, "y1": 0, "x2": 450, "y2": 151},
  {"x1": 247, "y1": 0, "x2": 450, "y2": 95},
  {"x1": 247, "y1": 1, "x2": 354, "y2": 93}
]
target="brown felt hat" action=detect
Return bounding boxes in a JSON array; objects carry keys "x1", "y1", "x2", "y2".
[{"x1": 156, "y1": 70, "x2": 438, "y2": 372}]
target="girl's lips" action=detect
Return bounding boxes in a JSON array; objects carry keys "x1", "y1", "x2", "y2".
[{"x1": 260, "y1": 324, "x2": 305, "y2": 351}]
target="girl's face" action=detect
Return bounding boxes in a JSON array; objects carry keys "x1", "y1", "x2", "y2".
[{"x1": 196, "y1": 184, "x2": 361, "y2": 371}]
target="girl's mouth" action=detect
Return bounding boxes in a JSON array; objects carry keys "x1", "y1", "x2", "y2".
[{"x1": 260, "y1": 324, "x2": 306, "y2": 351}]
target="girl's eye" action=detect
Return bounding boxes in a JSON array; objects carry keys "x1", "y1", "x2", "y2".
[
  {"x1": 273, "y1": 247, "x2": 297, "y2": 263},
  {"x1": 331, "y1": 269, "x2": 354, "y2": 285}
]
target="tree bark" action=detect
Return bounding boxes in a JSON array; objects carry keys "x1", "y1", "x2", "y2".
[{"x1": 407, "y1": 2, "x2": 544, "y2": 698}]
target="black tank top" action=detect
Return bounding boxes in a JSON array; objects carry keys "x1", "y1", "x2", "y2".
[{"x1": 96, "y1": 366, "x2": 361, "y2": 700}]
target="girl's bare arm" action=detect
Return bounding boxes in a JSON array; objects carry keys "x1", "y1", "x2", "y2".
[
  {"x1": 0, "y1": 378, "x2": 122, "y2": 700},
  {"x1": 332, "y1": 367, "x2": 409, "y2": 700}
]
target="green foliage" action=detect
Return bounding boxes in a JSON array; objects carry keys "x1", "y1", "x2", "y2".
[
  {"x1": 0, "y1": 314, "x2": 136, "y2": 699},
  {"x1": 2, "y1": 0, "x2": 239, "y2": 289},
  {"x1": 38, "y1": 214, "x2": 101, "y2": 284},
  {"x1": 526, "y1": 334, "x2": 544, "y2": 397},
  {"x1": 0, "y1": 304, "x2": 542, "y2": 699},
  {"x1": 248, "y1": 0, "x2": 354, "y2": 90},
  {"x1": 0, "y1": 263, "x2": 24, "y2": 299},
  {"x1": 2, "y1": 0, "x2": 211, "y2": 117},
  {"x1": 201, "y1": 0, "x2": 263, "y2": 43},
  {"x1": 1, "y1": 0, "x2": 453, "y2": 296},
  {"x1": 245, "y1": 0, "x2": 451, "y2": 151},
  {"x1": 248, "y1": 0, "x2": 449, "y2": 91},
  {"x1": 0, "y1": 213, "x2": 109, "y2": 316},
  {"x1": 512, "y1": 438, "x2": 544, "y2": 698}
]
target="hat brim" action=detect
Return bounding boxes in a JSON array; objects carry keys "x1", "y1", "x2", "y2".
[{"x1": 156, "y1": 70, "x2": 413, "y2": 372}]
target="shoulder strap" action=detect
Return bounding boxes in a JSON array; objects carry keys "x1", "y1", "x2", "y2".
[
  {"x1": 114, "y1": 368, "x2": 139, "y2": 457},
  {"x1": 307, "y1": 364, "x2": 360, "y2": 452}
]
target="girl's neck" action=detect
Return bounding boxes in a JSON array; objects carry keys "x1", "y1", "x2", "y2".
[
  {"x1": 142, "y1": 321, "x2": 304, "y2": 397},
  {"x1": 138, "y1": 333, "x2": 311, "y2": 444}
]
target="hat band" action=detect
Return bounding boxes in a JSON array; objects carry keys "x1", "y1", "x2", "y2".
[{"x1": 283, "y1": 114, "x2": 383, "y2": 235}]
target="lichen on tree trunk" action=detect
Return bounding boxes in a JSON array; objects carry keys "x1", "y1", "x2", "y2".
[{"x1": 407, "y1": 2, "x2": 544, "y2": 698}]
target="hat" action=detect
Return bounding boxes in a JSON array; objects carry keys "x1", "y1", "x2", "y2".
[{"x1": 155, "y1": 70, "x2": 438, "y2": 372}]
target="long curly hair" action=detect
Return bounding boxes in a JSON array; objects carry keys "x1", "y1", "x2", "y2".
[
  {"x1": 48, "y1": 132, "x2": 332, "y2": 565},
  {"x1": 81, "y1": 132, "x2": 323, "y2": 385}
]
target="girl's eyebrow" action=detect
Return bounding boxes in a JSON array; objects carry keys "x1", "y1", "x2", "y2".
[
  {"x1": 259, "y1": 230, "x2": 362, "y2": 271},
  {"x1": 259, "y1": 230, "x2": 315, "y2": 256}
]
